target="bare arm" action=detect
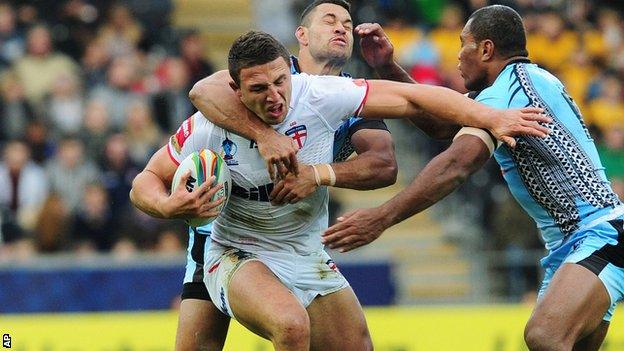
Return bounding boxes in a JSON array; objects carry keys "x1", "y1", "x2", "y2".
[
  {"x1": 321, "y1": 134, "x2": 492, "y2": 251},
  {"x1": 189, "y1": 71, "x2": 269, "y2": 141},
  {"x1": 330, "y1": 128, "x2": 397, "y2": 190},
  {"x1": 129, "y1": 146, "x2": 223, "y2": 219},
  {"x1": 360, "y1": 79, "x2": 549, "y2": 146},
  {"x1": 379, "y1": 134, "x2": 491, "y2": 225},
  {"x1": 189, "y1": 71, "x2": 298, "y2": 179}
]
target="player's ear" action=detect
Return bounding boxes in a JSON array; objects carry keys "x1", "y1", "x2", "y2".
[
  {"x1": 481, "y1": 39, "x2": 494, "y2": 61},
  {"x1": 295, "y1": 26, "x2": 308, "y2": 46},
  {"x1": 229, "y1": 81, "x2": 242, "y2": 97}
]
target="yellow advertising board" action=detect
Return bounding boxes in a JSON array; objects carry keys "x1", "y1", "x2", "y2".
[{"x1": 1, "y1": 305, "x2": 622, "y2": 350}]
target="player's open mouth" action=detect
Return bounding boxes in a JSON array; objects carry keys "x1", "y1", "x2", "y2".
[{"x1": 267, "y1": 103, "x2": 283, "y2": 118}]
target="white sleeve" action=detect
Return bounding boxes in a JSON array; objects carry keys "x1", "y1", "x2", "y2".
[
  {"x1": 166, "y1": 112, "x2": 221, "y2": 165},
  {"x1": 304, "y1": 74, "x2": 369, "y2": 131}
]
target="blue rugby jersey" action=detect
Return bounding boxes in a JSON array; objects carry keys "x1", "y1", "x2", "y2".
[{"x1": 476, "y1": 59, "x2": 622, "y2": 249}]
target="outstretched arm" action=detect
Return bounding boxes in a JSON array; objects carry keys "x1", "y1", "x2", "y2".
[
  {"x1": 321, "y1": 130, "x2": 493, "y2": 252},
  {"x1": 189, "y1": 71, "x2": 298, "y2": 179},
  {"x1": 360, "y1": 79, "x2": 549, "y2": 147}
]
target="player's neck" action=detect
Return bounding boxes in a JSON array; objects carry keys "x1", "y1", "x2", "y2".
[
  {"x1": 297, "y1": 51, "x2": 344, "y2": 76},
  {"x1": 491, "y1": 56, "x2": 529, "y2": 83}
]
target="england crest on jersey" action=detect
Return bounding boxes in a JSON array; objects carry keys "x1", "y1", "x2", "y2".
[
  {"x1": 221, "y1": 137, "x2": 239, "y2": 166},
  {"x1": 285, "y1": 125, "x2": 307, "y2": 148}
]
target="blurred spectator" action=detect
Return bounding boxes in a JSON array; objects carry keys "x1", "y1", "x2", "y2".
[
  {"x1": 152, "y1": 57, "x2": 193, "y2": 131},
  {"x1": 559, "y1": 50, "x2": 597, "y2": 112},
  {"x1": 124, "y1": 0, "x2": 173, "y2": 49},
  {"x1": 89, "y1": 56, "x2": 144, "y2": 129},
  {"x1": 0, "y1": 206, "x2": 24, "y2": 246},
  {"x1": 124, "y1": 101, "x2": 162, "y2": 165},
  {"x1": 46, "y1": 136, "x2": 99, "y2": 213},
  {"x1": 0, "y1": 140, "x2": 48, "y2": 233},
  {"x1": 179, "y1": 31, "x2": 214, "y2": 88},
  {"x1": 12, "y1": 24, "x2": 79, "y2": 113},
  {"x1": 111, "y1": 236, "x2": 138, "y2": 260},
  {"x1": 14, "y1": 3, "x2": 39, "y2": 31},
  {"x1": 383, "y1": 16, "x2": 421, "y2": 68},
  {"x1": 52, "y1": 0, "x2": 100, "y2": 61},
  {"x1": 596, "y1": 8, "x2": 622, "y2": 55},
  {"x1": 429, "y1": 4, "x2": 464, "y2": 75},
  {"x1": 527, "y1": 11, "x2": 578, "y2": 73},
  {"x1": 96, "y1": 3, "x2": 143, "y2": 58},
  {"x1": 252, "y1": 0, "x2": 297, "y2": 47},
  {"x1": 81, "y1": 39, "x2": 110, "y2": 90},
  {"x1": 402, "y1": 37, "x2": 441, "y2": 85},
  {"x1": 47, "y1": 73, "x2": 84, "y2": 137},
  {"x1": 24, "y1": 120, "x2": 55, "y2": 164},
  {"x1": 154, "y1": 228, "x2": 184, "y2": 255},
  {"x1": 0, "y1": 2, "x2": 24, "y2": 69},
  {"x1": 99, "y1": 133, "x2": 140, "y2": 231},
  {"x1": 119, "y1": 206, "x2": 178, "y2": 251},
  {"x1": 81, "y1": 99, "x2": 112, "y2": 162},
  {"x1": 35, "y1": 193, "x2": 69, "y2": 252},
  {"x1": 587, "y1": 75, "x2": 624, "y2": 133},
  {"x1": 70, "y1": 182, "x2": 116, "y2": 252},
  {"x1": 0, "y1": 71, "x2": 35, "y2": 141}
]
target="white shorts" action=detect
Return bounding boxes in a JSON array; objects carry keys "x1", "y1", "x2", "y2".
[{"x1": 204, "y1": 241, "x2": 349, "y2": 318}]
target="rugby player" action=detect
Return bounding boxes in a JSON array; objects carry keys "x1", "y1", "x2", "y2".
[
  {"x1": 322, "y1": 5, "x2": 623, "y2": 351},
  {"x1": 174, "y1": 1, "x2": 403, "y2": 349}
]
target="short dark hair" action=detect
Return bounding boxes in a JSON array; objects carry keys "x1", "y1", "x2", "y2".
[
  {"x1": 228, "y1": 31, "x2": 291, "y2": 86},
  {"x1": 467, "y1": 5, "x2": 529, "y2": 59},
  {"x1": 300, "y1": 0, "x2": 351, "y2": 26}
]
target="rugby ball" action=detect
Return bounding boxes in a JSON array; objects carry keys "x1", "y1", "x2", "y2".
[{"x1": 171, "y1": 149, "x2": 231, "y2": 227}]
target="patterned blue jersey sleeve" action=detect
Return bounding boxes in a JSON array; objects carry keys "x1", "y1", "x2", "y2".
[{"x1": 332, "y1": 117, "x2": 389, "y2": 161}]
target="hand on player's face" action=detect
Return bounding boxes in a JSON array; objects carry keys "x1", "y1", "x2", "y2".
[
  {"x1": 165, "y1": 172, "x2": 224, "y2": 219},
  {"x1": 269, "y1": 165, "x2": 317, "y2": 205},
  {"x1": 356, "y1": 23, "x2": 394, "y2": 69},
  {"x1": 489, "y1": 107, "x2": 551, "y2": 148},
  {"x1": 321, "y1": 207, "x2": 388, "y2": 252}
]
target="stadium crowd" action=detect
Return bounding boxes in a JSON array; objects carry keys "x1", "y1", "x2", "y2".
[
  {"x1": 0, "y1": 0, "x2": 210, "y2": 260},
  {"x1": 0, "y1": 0, "x2": 623, "y2": 299}
]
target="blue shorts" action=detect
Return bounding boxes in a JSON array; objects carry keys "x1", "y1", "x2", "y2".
[{"x1": 538, "y1": 218, "x2": 624, "y2": 321}]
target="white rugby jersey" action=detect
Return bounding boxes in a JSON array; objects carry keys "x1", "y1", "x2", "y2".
[{"x1": 167, "y1": 73, "x2": 369, "y2": 254}]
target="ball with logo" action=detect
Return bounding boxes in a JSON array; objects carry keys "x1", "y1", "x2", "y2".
[{"x1": 171, "y1": 149, "x2": 232, "y2": 227}]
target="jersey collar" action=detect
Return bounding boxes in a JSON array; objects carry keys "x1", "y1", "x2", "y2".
[
  {"x1": 467, "y1": 57, "x2": 532, "y2": 99},
  {"x1": 505, "y1": 57, "x2": 531, "y2": 66},
  {"x1": 289, "y1": 55, "x2": 351, "y2": 78}
]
